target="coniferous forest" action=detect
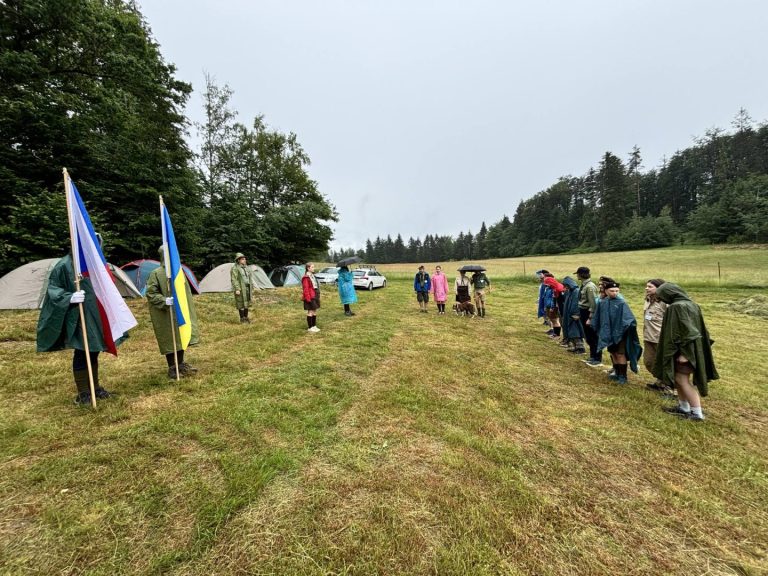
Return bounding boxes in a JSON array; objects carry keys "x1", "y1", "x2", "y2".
[{"x1": 332, "y1": 112, "x2": 768, "y2": 264}]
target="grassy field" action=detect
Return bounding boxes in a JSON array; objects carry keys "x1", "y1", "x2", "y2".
[{"x1": 0, "y1": 246, "x2": 766, "y2": 575}]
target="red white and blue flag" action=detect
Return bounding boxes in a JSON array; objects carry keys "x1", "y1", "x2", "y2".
[{"x1": 65, "y1": 172, "x2": 137, "y2": 355}]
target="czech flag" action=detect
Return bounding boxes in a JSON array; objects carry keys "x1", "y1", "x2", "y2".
[
  {"x1": 65, "y1": 172, "x2": 138, "y2": 355},
  {"x1": 160, "y1": 199, "x2": 192, "y2": 350}
]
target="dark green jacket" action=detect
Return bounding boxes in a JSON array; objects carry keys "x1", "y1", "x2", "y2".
[
  {"x1": 652, "y1": 283, "x2": 719, "y2": 396},
  {"x1": 36, "y1": 255, "x2": 127, "y2": 353},
  {"x1": 145, "y1": 266, "x2": 200, "y2": 355}
]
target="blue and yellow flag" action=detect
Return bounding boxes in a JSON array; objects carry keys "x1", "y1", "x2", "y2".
[{"x1": 160, "y1": 198, "x2": 191, "y2": 350}]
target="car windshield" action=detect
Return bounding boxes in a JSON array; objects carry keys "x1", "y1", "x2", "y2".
[
  {"x1": 353, "y1": 270, "x2": 366, "y2": 277},
  {"x1": 319, "y1": 268, "x2": 337, "y2": 274}
]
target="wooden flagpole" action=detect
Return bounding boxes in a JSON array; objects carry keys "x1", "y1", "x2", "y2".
[
  {"x1": 160, "y1": 196, "x2": 180, "y2": 381},
  {"x1": 63, "y1": 168, "x2": 97, "y2": 408}
]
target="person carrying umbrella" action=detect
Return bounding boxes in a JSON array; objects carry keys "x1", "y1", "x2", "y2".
[{"x1": 470, "y1": 267, "x2": 491, "y2": 318}]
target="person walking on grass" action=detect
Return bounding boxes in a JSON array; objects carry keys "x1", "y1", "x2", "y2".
[
  {"x1": 302, "y1": 262, "x2": 321, "y2": 332},
  {"x1": 414, "y1": 265, "x2": 431, "y2": 313},
  {"x1": 590, "y1": 280, "x2": 642, "y2": 385},
  {"x1": 337, "y1": 265, "x2": 357, "y2": 317},
  {"x1": 642, "y1": 279, "x2": 670, "y2": 394},
  {"x1": 561, "y1": 276, "x2": 586, "y2": 354},
  {"x1": 430, "y1": 265, "x2": 449, "y2": 314},
  {"x1": 231, "y1": 252, "x2": 253, "y2": 323},
  {"x1": 145, "y1": 247, "x2": 200, "y2": 379},
  {"x1": 653, "y1": 283, "x2": 718, "y2": 422},
  {"x1": 471, "y1": 269, "x2": 491, "y2": 318},
  {"x1": 576, "y1": 267, "x2": 601, "y2": 366}
]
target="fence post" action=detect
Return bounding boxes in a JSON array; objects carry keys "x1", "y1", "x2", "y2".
[
  {"x1": 718, "y1": 262, "x2": 721, "y2": 286},
  {"x1": 523, "y1": 261, "x2": 526, "y2": 277}
]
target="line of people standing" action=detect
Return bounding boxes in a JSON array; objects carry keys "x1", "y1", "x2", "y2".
[
  {"x1": 414, "y1": 266, "x2": 491, "y2": 317},
  {"x1": 537, "y1": 267, "x2": 719, "y2": 422}
]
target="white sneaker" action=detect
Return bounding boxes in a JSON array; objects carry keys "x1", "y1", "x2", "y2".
[{"x1": 308, "y1": 326, "x2": 320, "y2": 333}]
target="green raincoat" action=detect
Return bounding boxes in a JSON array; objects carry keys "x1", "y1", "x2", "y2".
[
  {"x1": 145, "y1": 266, "x2": 200, "y2": 355},
  {"x1": 652, "y1": 283, "x2": 719, "y2": 396},
  {"x1": 36, "y1": 254, "x2": 127, "y2": 353},
  {"x1": 230, "y1": 255, "x2": 253, "y2": 309}
]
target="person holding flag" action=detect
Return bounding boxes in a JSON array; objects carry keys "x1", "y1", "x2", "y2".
[
  {"x1": 37, "y1": 170, "x2": 137, "y2": 406},
  {"x1": 145, "y1": 199, "x2": 200, "y2": 379}
]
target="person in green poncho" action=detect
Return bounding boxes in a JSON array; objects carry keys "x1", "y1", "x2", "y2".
[
  {"x1": 36, "y1": 251, "x2": 126, "y2": 405},
  {"x1": 231, "y1": 252, "x2": 254, "y2": 323},
  {"x1": 653, "y1": 283, "x2": 719, "y2": 422},
  {"x1": 145, "y1": 247, "x2": 200, "y2": 379}
]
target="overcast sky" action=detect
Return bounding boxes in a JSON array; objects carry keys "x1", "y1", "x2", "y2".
[{"x1": 140, "y1": 0, "x2": 768, "y2": 250}]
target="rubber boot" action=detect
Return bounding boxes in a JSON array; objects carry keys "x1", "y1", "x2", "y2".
[
  {"x1": 243, "y1": 308, "x2": 251, "y2": 324},
  {"x1": 73, "y1": 369, "x2": 91, "y2": 405},
  {"x1": 92, "y1": 362, "x2": 112, "y2": 399}
]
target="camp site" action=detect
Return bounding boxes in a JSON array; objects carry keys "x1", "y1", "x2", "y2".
[{"x1": 1, "y1": 1, "x2": 767, "y2": 575}]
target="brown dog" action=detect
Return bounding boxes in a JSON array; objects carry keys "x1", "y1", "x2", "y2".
[{"x1": 452, "y1": 301, "x2": 476, "y2": 316}]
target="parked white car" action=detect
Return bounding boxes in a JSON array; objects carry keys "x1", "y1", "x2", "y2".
[
  {"x1": 353, "y1": 268, "x2": 387, "y2": 290},
  {"x1": 315, "y1": 267, "x2": 340, "y2": 284}
]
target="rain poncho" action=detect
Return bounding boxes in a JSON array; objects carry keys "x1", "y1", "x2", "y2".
[{"x1": 652, "y1": 283, "x2": 718, "y2": 396}]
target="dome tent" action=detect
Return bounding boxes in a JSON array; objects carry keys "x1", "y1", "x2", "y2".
[
  {"x1": 121, "y1": 259, "x2": 201, "y2": 295},
  {"x1": 0, "y1": 258, "x2": 141, "y2": 310},
  {"x1": 199, "y1": 263, "x2": 274, "y2": 293}
]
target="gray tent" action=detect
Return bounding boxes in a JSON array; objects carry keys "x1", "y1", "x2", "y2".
[
  {"x1": 0, "y1": 258, "x2": 141, "y2": 310},
  {"x1": 268, "y1": 265, "x2": 305, "y2": 287},
  {"x1": 199, "y1": 263, "x2": 274, "y2": 293}
]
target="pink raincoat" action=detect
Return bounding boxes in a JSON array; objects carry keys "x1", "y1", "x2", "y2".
[{"x1": 430, "y1": 271, "x2": 450, "y2": 303}]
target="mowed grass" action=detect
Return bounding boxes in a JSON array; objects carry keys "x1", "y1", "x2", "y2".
[{"x1": 0, "y1": 245, "x2": 766, "y2": 575}]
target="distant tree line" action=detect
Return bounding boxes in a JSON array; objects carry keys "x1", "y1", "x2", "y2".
[
  {"x1": 0, "y1": 0, "x2": 336, "y2": 277},
  {"x1": 335, "y1": 110, "x2": 768, "y2": 263}
]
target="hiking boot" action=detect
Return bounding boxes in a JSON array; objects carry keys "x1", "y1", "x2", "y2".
[
  {"x1": 646, "y1": 381, "x2": 666, "y2": 391},
  {"x1": 686, "y1": 412, "x2": 705, "y2": 422},
  {"x1": 608, "y1": 372, "x2": 619, "y2": 381},
  {"x1": 584, "y1": 359, "x2": 603, "y2": 367},
  {"x1": 180, "y1": 362, "x2": 198, "y2": 376},
  {"x1": 344, "y1": 310, "x2": 353, "y2": 316},
  {"x1": 94, "y1": 387, "x2": 114, "y2": 399},
  {"x1": 615, "y1": 376, "x2": 628, "y2": 385},
  {"x1": 570, "y1": 348, "x2": 586, "y2": 354},
  {"x1": 168, "y1": 366, "x2": 180, "y2": 379},
  {"x1": 73, "y1": 392, "x2": 92, "y2": 405},
  {"x1": 662, "y1": 405, "x2": 691, "y2": 417}
]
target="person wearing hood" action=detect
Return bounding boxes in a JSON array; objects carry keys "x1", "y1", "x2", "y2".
[
  {"x1": 430, "y1": 265, "x2": 450, "y2": 314},
  {"x1": 36, "y1": 235, "x2": 127, "y2": 404},
  {"x1": 653, "y1": 283, "x2": 719, "y2": 421},
  {"x1": 562, "y1": 276, "x2": 586, "y2": 354},
  {"x1": 231, "y1": 252, "x2": 254, "y2": 323},
  {"x1": 337, "y1": 265, "x2": 357, "y2": 316},
  {"x1": 145, "y1": 246, "x2": 200, "y2": 379},
  {"x1": 542, "y1": 274, "x2": 565, "y2": 339},
  {"x1": 590, "y1": 280, "x2": 642, "y2": 385},
  {"x1": 536, "y1": 270, "x2": 550, "y2": 327}
]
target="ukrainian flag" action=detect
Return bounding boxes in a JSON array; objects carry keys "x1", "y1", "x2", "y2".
[{"x1": 160, "y1": 199, "x2": 192, "y2": 349}]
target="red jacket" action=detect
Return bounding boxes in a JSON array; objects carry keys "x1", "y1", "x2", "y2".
[
  {"x1": 543, "y1": 276, "x2": 565, "y2": 298},
  {"x1": 301, "y1": 275, "x2": 317, "y2": 302}
]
